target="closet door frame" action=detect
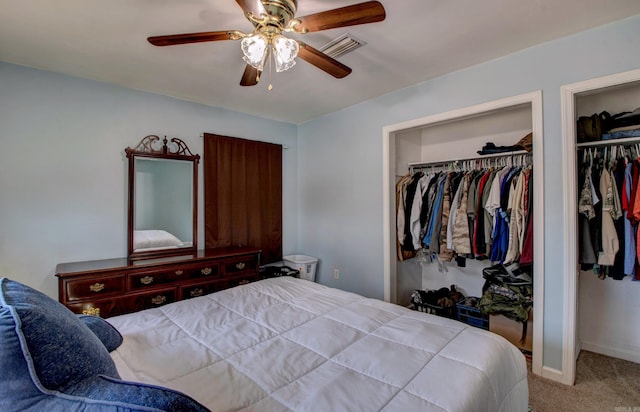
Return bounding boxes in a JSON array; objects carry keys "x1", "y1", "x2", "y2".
[
  {"x1": 560, "y1": 68, "x2": 640, "y2": 386},
  {"x1": 382, "y1": 90, "x2": 544, "y2": 378}
]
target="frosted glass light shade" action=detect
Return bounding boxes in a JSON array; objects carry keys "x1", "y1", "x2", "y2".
[
  {"x1": 273, "y1": 35, "x2": 299, "y2": 72},
  {"x1": 241, "y1": 33, "x2": 268, "y2": 70}
]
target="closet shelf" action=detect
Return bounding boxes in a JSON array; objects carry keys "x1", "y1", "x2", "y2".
[
  {"x1": 577, "y1": 135, "x2": 640, "y2": 148},
  {"x1": 408, "y1": 150, "x2": 530, "y2": 171}
]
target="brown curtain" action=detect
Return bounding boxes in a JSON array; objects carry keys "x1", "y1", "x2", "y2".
[{"x1": 203, "y1": 133, "x2": 282, "y2": 264}]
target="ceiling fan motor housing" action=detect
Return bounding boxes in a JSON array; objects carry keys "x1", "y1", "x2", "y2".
[{"x1": 261, "y1": 0, "x2": 298, "y2": 27}]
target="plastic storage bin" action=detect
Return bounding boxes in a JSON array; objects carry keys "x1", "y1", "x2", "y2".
[
  {"x1": 283, "y1": 255, "x2": 318, "y2": 282},
  {"x1": 259, "y1": 265, "x2": 300, "y2": 279},
  {"x1": 410, "y1": 287, "x2": 463, "y2": 320},
  {"x1": 456, "y1": 297, "x2": 489, "y2": 330}
]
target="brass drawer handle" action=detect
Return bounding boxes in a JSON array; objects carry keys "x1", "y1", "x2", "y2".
[
  {"x1": 140, "y1": 275, "x2": 154, "y2": 285},
  {"x1": 235, "y1": 262, "x2": 246, "y2": 270},
  {"x1": 89, "y1": 283, "x2": 105, "y2": 293},
  {"x1": 201, "y1": 267, "x2": 212, "y2": 276},
  {"x1": 82, "y1": 307, "x2": 101, "y2": 316},
  {"x1": 175, "y1": 270, "x2": 183, "y2": 276},
  {"x1": 151, "y1": 295, "x2": 167, "y2": 305},
  {"x1": 190, "y1": 288, "x2": 204, "y2": 298}
]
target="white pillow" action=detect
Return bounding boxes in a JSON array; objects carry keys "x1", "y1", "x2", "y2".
[{"x1": 133, "y1": 230, "x2": 183, "y2": 250}]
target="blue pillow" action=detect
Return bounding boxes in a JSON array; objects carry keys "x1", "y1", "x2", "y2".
[
  {"x1": 0, "y1": 278, "x2": 210, "y2": 412},
  {"x1": 77, "y1": 315, "x2": 123, "y2": 352}
]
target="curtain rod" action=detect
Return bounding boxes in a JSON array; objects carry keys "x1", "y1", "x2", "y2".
[
  {"x1": 408, "y1": 150, "x2": 531, "y2": 170},
  {"x1": 199, "y1": 133, "x2": 289, "y2": 149}
]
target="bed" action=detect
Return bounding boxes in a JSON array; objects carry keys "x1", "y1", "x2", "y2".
[{"x1": 107, "y1": 277, "x2": 529, "y2": 411}]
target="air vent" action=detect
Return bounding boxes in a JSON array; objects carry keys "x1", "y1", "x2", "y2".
[{"x1": 318, "y1": 33, "x2": 367, "y2": 59}]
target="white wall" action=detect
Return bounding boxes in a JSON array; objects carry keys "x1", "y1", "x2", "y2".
[
  {"x1": 297, "y1": 15, "x2": 640, "y2": 374},
  {"x1": 579, "y1": 273, "x2": 640, "y2": 361},
  {"x1": 0, "y1": 62, "x2": 298, "y2": 298}
]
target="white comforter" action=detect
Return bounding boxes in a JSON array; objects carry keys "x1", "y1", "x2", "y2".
[{"x1": 108, "y1": 277, "x2": 528, "y2": 412}]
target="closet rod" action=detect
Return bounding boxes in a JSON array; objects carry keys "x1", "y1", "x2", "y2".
[
  {"x1": 577, "y1": 136, "x2": 640, "y2": 148},
  {"x1": 408, "y1": 150, "x2": 531, "y2": 171}
]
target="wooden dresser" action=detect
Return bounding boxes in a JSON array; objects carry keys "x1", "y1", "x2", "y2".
[{"x1": 56, "y1": 247, "x2": 261, "y2": 318}]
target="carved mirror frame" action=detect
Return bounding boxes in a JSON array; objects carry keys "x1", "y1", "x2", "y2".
[{"x1": 125, "y1": 135, "x2": 200, "y2": 260}]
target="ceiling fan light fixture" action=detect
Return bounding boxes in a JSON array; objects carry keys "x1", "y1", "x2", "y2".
[
  {"x1": 273, "y1": 34, "x2": 299, "y2": 72},
  {"x1": 241, "y1": 33, "x2": 268, "y2": 70}
]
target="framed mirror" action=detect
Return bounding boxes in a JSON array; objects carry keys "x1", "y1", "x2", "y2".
[{"x1": 125, "y1": 135, "x2": 200, "y2": 260}]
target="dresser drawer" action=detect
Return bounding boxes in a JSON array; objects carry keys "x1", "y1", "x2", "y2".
[
  {"x1": 223, "y1": 255, "x2": 258, "y2": 276},
  {"x1": 227, "y1": 274, "x2": 259, "y2": 288},
  {"x1": 129, "y1": 268, "x2": 187, "y2": 289},
  {"x1": 126, "y1": 289, "x2": 176, "y2": 312},
  {"x1": 65, "y1": 275, "x2": 126, "y2": 301},
  {"x1": 179, "y1": 280, "x2": 227, "y2": 300},
  {"x1": 66, "y1": 288, "x2": 176, "y2": 318},
  {"x1": 67, "y1": 300, "x2": 121, "y2": 318},
  {"x1": 187, "y1": 262, "x2": 221, "y2": 280}
]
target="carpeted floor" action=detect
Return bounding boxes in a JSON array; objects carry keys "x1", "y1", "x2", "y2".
[{"x1": 527, "y1": 351, "x2": 640, "y2": 412}]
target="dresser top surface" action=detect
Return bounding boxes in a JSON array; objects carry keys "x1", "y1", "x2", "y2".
[{"x1": 56, "y1": 247, "x2": 261, "y2": 277}]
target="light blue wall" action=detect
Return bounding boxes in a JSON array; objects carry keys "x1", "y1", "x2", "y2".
[
  {"x1": 0, "y1": 62, "x2": 298, "y2": 298},
  {"x1": 1, "y1": 14, "x2": 639, "y2": 375},
  {"x1": 297, "y1": 15, "x2": 640, "y2": 371}
]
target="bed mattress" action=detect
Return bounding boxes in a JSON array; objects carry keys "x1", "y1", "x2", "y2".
[{"x1": 108, "y1": 277, "x2": 528, "y2": 411}]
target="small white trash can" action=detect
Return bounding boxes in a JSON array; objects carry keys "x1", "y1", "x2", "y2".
[{"x1": 283, "y1": 255, "x2": 318, "y2": 282}]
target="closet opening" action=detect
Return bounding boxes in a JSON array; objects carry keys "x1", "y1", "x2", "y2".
[
  {"x1": 561, "y1": 68, "x2": 640, "y2": 386},
  {"x1": 382, "y1": 91, "x2": 544, "y2": 378}
]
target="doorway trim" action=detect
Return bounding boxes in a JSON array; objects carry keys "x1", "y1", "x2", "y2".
[
  {"x1": 560, "y1": 68, "x2": 640, "y2": 386},
  {"x1": 382, "y1": 90, "x2": 544, "y2": 377}
]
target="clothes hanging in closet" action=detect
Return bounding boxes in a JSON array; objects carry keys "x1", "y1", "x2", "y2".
[
  {"x1": 396, "y1": 159, "x2": 534, "y2": 267},
  {"x1": 578, "y1": 146, "x2": 640, "y2": 281}
]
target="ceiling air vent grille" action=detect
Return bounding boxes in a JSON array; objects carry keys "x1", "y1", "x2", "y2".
[{"x1": 318, "y1": 33, "x2": 367, "y2": 59}]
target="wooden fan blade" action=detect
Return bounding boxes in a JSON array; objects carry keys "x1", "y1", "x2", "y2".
[
  {"x1": 240, "y1": 65, "x2": 261, "y2": 86},
  {"x1": 235, "y1": 0, "x2": 265, "y2": 17},
  {"x1": 148, "y1": 31, "x2": 236, "y2": 46},
  {"x1": 297, "y1": 42, "x2": 352, "y2": 79},
  {"x1": 294, "y1": 1, "x2": 386, "y2": 33}
]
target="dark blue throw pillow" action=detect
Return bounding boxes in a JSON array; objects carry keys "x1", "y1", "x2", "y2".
[
  {"x1": 77, "y1": 315, "x2": 123, "y2": 352},
  {"x1": 0, "y1": 278, "x2": 210, "y2": 412}
]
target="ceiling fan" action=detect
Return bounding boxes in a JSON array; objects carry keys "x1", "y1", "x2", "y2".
[{"x1": 147, "y1": 0, "x2": 386, "y2": 87}]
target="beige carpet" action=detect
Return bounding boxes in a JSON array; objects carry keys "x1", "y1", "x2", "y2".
[{"x1": 528, "y1": 351, "x2": 640, "y2": 412}]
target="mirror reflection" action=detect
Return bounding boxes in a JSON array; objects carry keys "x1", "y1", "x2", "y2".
[
  {"x1": 133, "y1": 157, "x2": 193, "y2": 252},
  {"x1": 126, "y1": 135, "x2": 199, "y2": 260}
]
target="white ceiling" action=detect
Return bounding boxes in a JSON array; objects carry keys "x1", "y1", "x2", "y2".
[{"x1": 2, "y1": 0, "x2": 640, "y2": 124}]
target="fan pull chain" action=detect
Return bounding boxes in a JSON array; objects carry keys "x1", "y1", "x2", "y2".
[{"x1": 268, "y1": 47, "x2": 273, "y2": 91}]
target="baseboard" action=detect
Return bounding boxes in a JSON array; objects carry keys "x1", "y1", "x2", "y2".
[
  {"x1": 540, "y1": 341, "x2": 640, "y2": 386},
  {"x1": 580, "y1": 341, "x2": 640, "y2": 364},
  {"x1": 540, "y1": 365, "x2": 566, "y2": 384}
]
